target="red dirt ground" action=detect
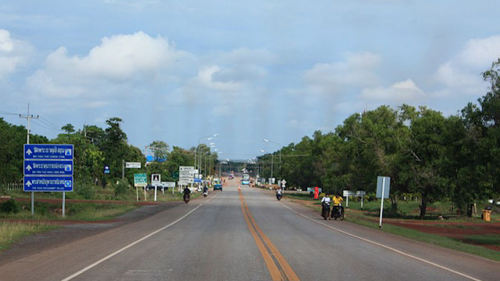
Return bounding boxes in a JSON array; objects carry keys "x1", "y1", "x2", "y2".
[{"x1": 291, "y1": 199, "x2": 500, "y2": 252}]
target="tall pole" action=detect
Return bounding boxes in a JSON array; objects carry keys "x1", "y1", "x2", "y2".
[
  {"x1": 271, "y1": 153, "x2": 274, "y2": 181},
  {"x1": 264, "y1": 139, "x2": 282, "y2": 180},
  {"x1": 20, "y1": 104, "x2": 39, "y2": 215}
]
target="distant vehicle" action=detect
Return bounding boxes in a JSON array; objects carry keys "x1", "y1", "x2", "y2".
[
  {"x1": 213, "y1": 178, "x2": 223, "y2": 191},
  {"x1": 228, "y1": 174, "x2": 234, "y2": 180},
  {"x1": 241, "y1": 173, "x2": 250, "y2": 185},
  {"x1": 145, "y1": 184, "x2": 168, "y2": 191}
]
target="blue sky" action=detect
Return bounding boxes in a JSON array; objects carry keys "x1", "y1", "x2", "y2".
[{"x1": 1, "y1": 0, "x2": 500, "y2": 160}]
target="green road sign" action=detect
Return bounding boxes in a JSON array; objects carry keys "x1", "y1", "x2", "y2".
[{"x1": 134, "y1": 173, "x2": 147, "y2": 187}]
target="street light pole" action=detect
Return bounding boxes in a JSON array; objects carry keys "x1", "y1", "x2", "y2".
[
  {"x1": 263, "y1": 139, "x2": 282, "y2": 180},
  {"x1": 194, "y1": 134, "x2": 218, "y2": 171}
]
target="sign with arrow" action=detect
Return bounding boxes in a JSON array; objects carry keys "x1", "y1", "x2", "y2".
[
  {"x1": 24, "y1": 144, "x2": 74, "y2": 160},
  {"x1": 24, "y1": 176, "x2": 73, "y2": 192},
  {"x1": 23, "y1": 144, "x2": 74, "y2": 192},
  {"x1": 24, "y1": 160, "x2": 73, "y2": 175}
]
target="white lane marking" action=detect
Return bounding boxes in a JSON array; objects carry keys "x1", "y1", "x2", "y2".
[
  {"x1": 61, "y1": 194, "x2": 219, "y2": 281},
  {"x1": 278, "y1": 202, "x2": 482, "y2": 281}
]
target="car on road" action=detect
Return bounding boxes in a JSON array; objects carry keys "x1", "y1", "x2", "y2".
[
  {"x1": 241, "y1": 173, "x2": 250, "y2": 185},
  {"x1": 145, "y1": 184, "x2": 168, "y2": 192},
  {"x1": 213, "y1": 178, "x2": 223, "y2": 191}
]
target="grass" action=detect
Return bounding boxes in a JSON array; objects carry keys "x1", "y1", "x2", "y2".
[
  {"x1": 0, "y1": 221, "x2": 59, "y2": 252},
  {"x1": 460, "y1": 234, "x2": 500, "y2": 246},
  {"x1": 285, "y1": 193, "x2": 500, "y2": 262}
]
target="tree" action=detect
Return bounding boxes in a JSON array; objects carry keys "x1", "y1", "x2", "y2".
[
  {"x1": 149, "y1": 141, "x2": 169, "y2": 162},
  {"x1": 61, "y1": 123, "x2": 75, "y2": 134},
  {"x1": 401, "y1": 107, "x2": 449, "y2": 219}
]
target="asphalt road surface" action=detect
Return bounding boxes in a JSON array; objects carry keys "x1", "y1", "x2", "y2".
[{"x1": 0, "y1": 179, "x2": 498, "y2": 281}]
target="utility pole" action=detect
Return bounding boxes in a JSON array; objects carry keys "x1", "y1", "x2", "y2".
[
  {"x1": 19, "y1": 104, "x2": 39, "y2": 215},
  {"x1": 19, "y1": 104, "x2": 39, "y2": 144}
]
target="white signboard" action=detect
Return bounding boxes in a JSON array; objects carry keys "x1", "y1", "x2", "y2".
[
  {"x1": 126, "y1": 162, "x2": 141, "y2": 168},
  {"x1": 376, "y1": 176, "x2": 391, "y2": 199},
  {"x1": 343, "y1": 190, "x2": 355, "y2": 197},
  {"x1": 376, "y1": 176, "x2": 391, "y2": 228},
  {"x1": 152, "y1": 174, "x2": 161, "y2": 185},
  {"x1": 164, "y1": 182, "x2": 176, "y2": 188},
  {"x1": 179, "y1": 166, "x2": 195, "y2": 185}
]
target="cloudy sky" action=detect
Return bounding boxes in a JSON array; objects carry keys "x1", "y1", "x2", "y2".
[{"x1": 1, "y1": 0, "x2": 500, "y2": 160}]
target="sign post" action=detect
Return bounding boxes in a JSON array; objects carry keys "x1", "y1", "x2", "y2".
[
  {"x1": 376, "y1": 176, "x2": 391, "y2": 228},
  {"x1": 24, "y1": 144, "x2": 74, "y2": 216},
  {"x1": 134, "y1": 173, "x2": 147, "y2": 201},
  {"x1": 152, "y1": 174, "x2": 161, "y2": 201}
]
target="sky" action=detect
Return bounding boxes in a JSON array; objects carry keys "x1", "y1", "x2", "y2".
[{"x1": 1, "y1": 0, "x2": 500, "y2": 160}]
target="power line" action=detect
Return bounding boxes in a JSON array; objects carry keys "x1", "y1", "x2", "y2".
[{"x1": 0, "y1": 111, "x2": 20, "y2": 116}]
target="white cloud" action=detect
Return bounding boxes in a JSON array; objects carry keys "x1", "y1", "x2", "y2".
[
  {"x1": 194, "y1": 65, "x2": 244, "y2": 92},
  {"x1": 26, "y1": 31, "x2": 193, "y2": 103},
  {"x1": 0, "y1": 29, "x2": 32, "y2": 80},
  {"x1": 435, "y1": 35, "x2": 500, "y2": 95},
  {"x1": 361, "y1": 79, "x2": 426, "y2": 104},
  {"x1": 303, "y1": 52, "x2": 381, "y2": 96}
]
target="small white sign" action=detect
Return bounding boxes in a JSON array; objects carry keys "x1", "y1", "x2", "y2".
[
  {"x1": 164, "y1": 182, "x2": 176, "y2": 188},
  {"x1": 152, "y1": 174, "x2": 161, "y2": 185},
  {"x1": 376, "y1": 176, "x2": 391, "y2": 199},
  {"x1": 343, "y1": 190, "x2": 355, "y2": 197},
  {"x1": 126, "y1": 162, "x2": 141, "y2": 168}
]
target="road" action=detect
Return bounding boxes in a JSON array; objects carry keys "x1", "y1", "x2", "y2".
[{"x1": 0, "y1": 179, "x2": 498, "y2": 280}]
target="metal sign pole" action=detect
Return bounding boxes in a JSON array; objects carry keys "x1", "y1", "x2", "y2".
[
  {"x1": 62, "y1": 191, "x2": 66, "y2": 217},
  {"x1": 379, "y1": 177, "x2": 386, "y2": 228}
]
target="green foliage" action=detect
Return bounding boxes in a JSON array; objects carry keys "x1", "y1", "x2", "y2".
[
  {"x1": 0, "y1": 199, "x2": 21, "y2": 214},
  {"x1": 114, "y1": 179, "x2": 131, "y2": 199},
  {"x1": 75, "y1": 182, "x2": 96, "y2": 200}
]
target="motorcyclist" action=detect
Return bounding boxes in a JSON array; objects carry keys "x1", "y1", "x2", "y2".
[
  {"x1": 321, "y1": 193, "x2": 332, "y2": 220},
  {"x1": 331, "y1": 193, "x2": 344, "y2": 219},
  {"x1": 183, "y1": 186, "x2": 191, "y2": 201},
  {"x1": 203, "y1": 185, "x2": 208, "y2": 196},
  {"x1": 276, "y1": 188, "x2": 283, "y2": 200}
]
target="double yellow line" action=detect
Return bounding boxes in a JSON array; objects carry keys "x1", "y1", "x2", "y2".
[{"x1": 239, "y1": 189, "x2": 300, "y2": 281}]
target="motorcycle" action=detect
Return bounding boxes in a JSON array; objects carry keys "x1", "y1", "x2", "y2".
[
  {"x1": 276, "y1": 193, "x2": 282, "y2": 201},
  {"x1": 203, "y1": 189, "x2": 208, "y2": 197},
  {"x1": 183, "y1": 194, "x2": 190, "y2": 204},
  {"x1": 321, "y1": 203, "x2": 331, "y2": 220},
  {"x1": 331, "y1": 205, "x2": 344, "y2": 220}
]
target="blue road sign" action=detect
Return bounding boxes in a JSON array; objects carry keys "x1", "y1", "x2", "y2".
[
  {"x1": 104, "y1": 165, "x2": 110, "y2": 174},
  {"x1": 24, "y1": 144, "x2": 74, "y2": 160},
  {"x1": 24, "y1": 176, "x2": 73, "y2": 192},
  {"x1": 24, "y1": 160, "x2": 73, "y2": 175}
]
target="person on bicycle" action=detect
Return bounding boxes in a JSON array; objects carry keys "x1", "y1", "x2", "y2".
[
  {"x1": 321, "y1": 193, "x2": 332, "y2": 219},
  {"x1": 331, "y1": 193, "x2": 343, "y2": 219}
]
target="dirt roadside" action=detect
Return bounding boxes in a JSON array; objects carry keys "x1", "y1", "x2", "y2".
[{"x1": 288, "y1": 198, "x2": 500, "y2": 252}]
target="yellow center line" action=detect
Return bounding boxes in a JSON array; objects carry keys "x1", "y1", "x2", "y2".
[{"x1": 239, "y1": 189, "x2": 300, "y2": 281}]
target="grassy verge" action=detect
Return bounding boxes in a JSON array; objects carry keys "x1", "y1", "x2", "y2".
[
  {"x1": 286, "y1": 194, "x2": 500, "y2": 262},
  {"x1": 0, "y1": 221, "x2": 59, "y2": 252}
]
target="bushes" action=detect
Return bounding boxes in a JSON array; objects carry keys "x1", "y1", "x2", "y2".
[
  {"x1": 114, "y1": 179, "x2": 131, "y2": 199},
  {"x1": 0, "y1": 199, "x2": 21, "y2": 214},
  {"x1": 75, "y1": 182, "x2": 96, "y2": 200}
]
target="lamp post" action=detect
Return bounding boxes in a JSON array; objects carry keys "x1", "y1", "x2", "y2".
[
  {"x1": 260, "y1": 149, "x2": 274, "y2": 181},
  {"x1": 263, "y1": 139, "x2": 281, "y2": 179},
  {"x1": 194, "y1": 134, "x2": 218, "y2": 171}
]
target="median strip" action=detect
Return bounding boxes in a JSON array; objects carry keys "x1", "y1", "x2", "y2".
[{"x1": 239, "y1": 189, "x2": 299, "y2": 281}]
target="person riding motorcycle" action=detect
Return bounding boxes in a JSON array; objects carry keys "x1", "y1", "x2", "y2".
[
  {"x1": 183, "y1": 186, "x2": 191, "y2": 202},
  {"x1": 276, "y1": 189, "x2": 283, "y2": 200},
  {"x1": 321, "y1": 193, "x2": 332, "y2": 220},
  {"x1": 331, "y1": 193, "x2": 344, "y2": 219}
]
